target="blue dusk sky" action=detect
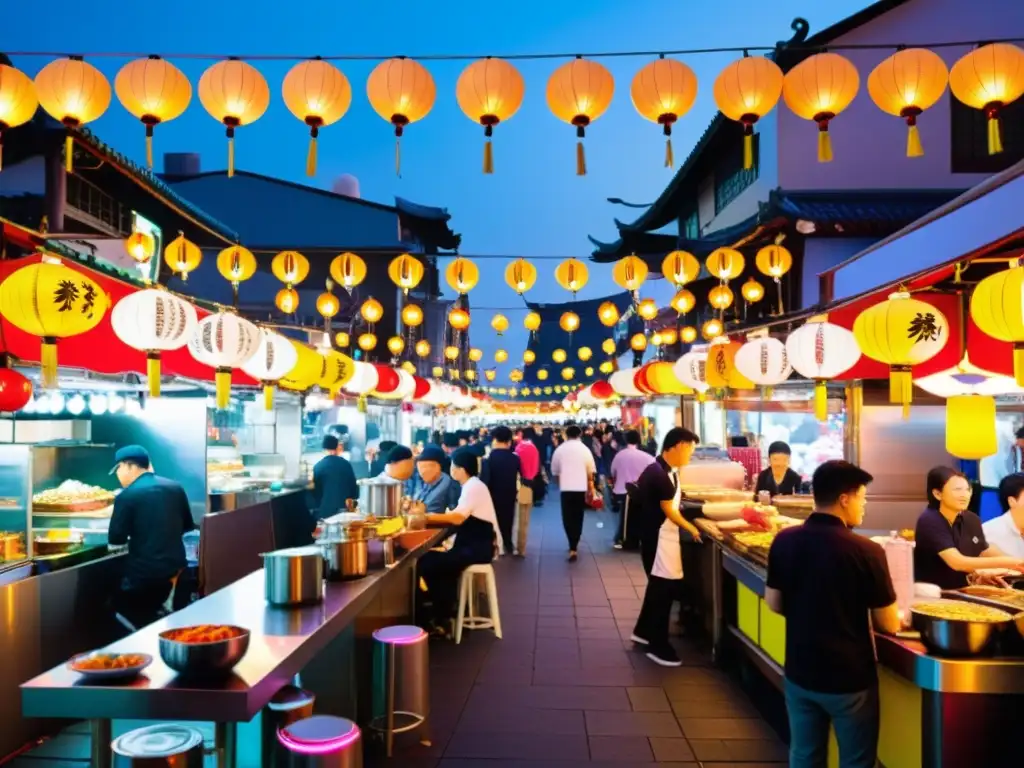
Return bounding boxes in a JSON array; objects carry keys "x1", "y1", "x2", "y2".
[{"x1": 4, "y1": 0, "x2": 873, "y2": 369}]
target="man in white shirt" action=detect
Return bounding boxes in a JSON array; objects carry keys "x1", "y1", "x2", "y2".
[
  {"x1": 984, "y1": 473, "x2": 1024, "y2": 559},
  {"x1": 550, "y1": 424, "x2": 596, "y2": 562}
]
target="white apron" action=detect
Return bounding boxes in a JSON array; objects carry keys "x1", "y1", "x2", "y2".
[{"x1": 651, "y1": 468, "x2": 684, "y2": 581}]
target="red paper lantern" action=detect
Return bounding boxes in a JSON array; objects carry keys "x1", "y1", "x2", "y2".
[
  {"x1": 633, "y1": 363, "x2": 654, "y2": 395},
  {"x1": 373, "y1": 364, "x2": 400, "y2": 394},
  {"x1": 0, "y1": 368, "x2": 32, "y2": 412},
  {"x1": 412, "y1": 376, "x2": 431, "y2": 400},
  {"x1": 591, "y1": 380, "x2": 614, "y2": 400}
]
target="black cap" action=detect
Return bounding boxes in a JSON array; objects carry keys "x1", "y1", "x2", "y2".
[
  {"x1": 416, "y1": 445, "x2": 446, "y2": 464},
  {"x1": 387, "y1": 445, "x2": 414, "y2": 464},
  {"x1": 109, "y1": 445, "x2": 150, "y2": 474}
]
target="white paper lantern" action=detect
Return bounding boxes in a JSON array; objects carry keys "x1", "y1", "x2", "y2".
[
  {"x1": 610, "y1": 367, "x2": 643, "y2": 397},
  {"x1": 343, "y1": 361, "x2": 379, "y2": 395},
  {"x1": 390, "y1": 369, "x2": 416, "y2": 400},
  {"x1": 188, "y1": 311, "x2": 260, "y2": 408},
  {"x1": 786, "y1": 320, "x2": 860, "y2": 420},
  {"x1": 914, "y1": 356, "x2": 1023, "y2": 398},
  {"x1": 111, "y1": 289, "x2": 198, "y2": 397},
  {"x1": 241, "y1": 330, "x2": 300, "y2": 410},
  {"x1": 733, "y1": 337, "x2": 792, "y2": 392},
  {"x1": 674, "y1": 351, "x2": 709, "y2": 394}
]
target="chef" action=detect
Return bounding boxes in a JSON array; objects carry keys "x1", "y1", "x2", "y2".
[
  {"x1": 754, "y1": 441, "x2": 803, "y2": 497},
  {"x1": 417, "y1": 449, "x2": 502, "y2": 636},
  {"x1": 107, "y1": 445, "x2": 196, "y2": 630},
  {"x1": 631, "y1": 428, "x2": 703, "y2": 668}
]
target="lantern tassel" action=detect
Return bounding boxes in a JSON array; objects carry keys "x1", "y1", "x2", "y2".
[
  {"x1": 264, "y1": 383, "x2": 274, "y2": 411},
  {"x1": 907, "y1": 124, "x2": 924, "y2": 158},
  {"x1": 987, "y1": 115, "x2": 1003, "y2": 155},
  {"x1": 814, "y1": 380, "x2": 828, "y2": 422},
  {"x1": 64, "y1": 134, "x2": 74, "y2": 173},
  {"x1": 576, "y1": 141, "x2": 586, "y2": 176},
  {"x1": 306, "y1": 136, "x2": 317, "y2": 177},
  {"x1": 227, "y1": 136, "x2": 235, "y2": 178},
  {"x1": 41, "y1": 340, "x2": 58, "y2": 389},
  {"x1": 665, "y1": 138, "x2": 674, "y2": 168},
  {"x1": 147, "y1": 354, "x2": 161, "y2": 398},
  {"x1": 890, "y1": 366, "x2": 913, "y2": 420},
  {"x1": 483, "y1": 139, "x2": 494, "y2": 174},
  {"x1": 1013, "y1": 344, "x2": 1024, "y2": 387},
  {"x1": 742, "y1": 133, "x2": 753, "y2": 171},
  {"x1": 395, "y1": 139, "x2": 402, "y2": 178},
  {"x1": 145, "y1": 133, "x2": 154, "y2": 170},
  {"x1": 215, "y1": 369, "x2": 231, "y2": 410},
  {"x1": 817, "y1": 130, "x2": 833, "y2": 163}
]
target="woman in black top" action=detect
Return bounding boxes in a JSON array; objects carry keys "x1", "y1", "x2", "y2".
[{"x1": 755, "y1": 441, "x2": 802, "y2": 497}]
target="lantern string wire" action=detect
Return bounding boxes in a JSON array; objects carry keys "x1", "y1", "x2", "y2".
[{"x1": 4, "y1": 37, "x2": 1023, "y2": 62}]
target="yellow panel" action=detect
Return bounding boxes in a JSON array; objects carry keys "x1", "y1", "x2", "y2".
[
  {"x1": 736, "y1": 582, "x2": 760, "y2": 642},
  {"x1": 828, "y1": 728, "x2": 838, "y2": 767},
  {"x1": 877, "y1": 666, "x2": 922, "y2": 768},
  {"x1": 759, "y1": 599, "x2": 786, "y2": 665}
]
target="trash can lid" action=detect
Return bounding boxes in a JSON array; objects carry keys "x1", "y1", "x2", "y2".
[
  {"x1": 112, "y1": 724, "x2": 204, "y2": 758},
  {"x1": 278, "y1": 716, "x2": 360, "y2": 755},
  {"x1": 372, "y1": 625, "x2": 427, "y2": 645}
]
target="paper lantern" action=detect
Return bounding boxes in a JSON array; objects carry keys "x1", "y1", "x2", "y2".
[
  {"x1": 867, "y1": 48, "x2": 949, "y2": 158},
  {"x1": 552, "y1": 349, "x2": 567, "y2": 363},
  {"x1": 272, "y1": 250, "x2": 310, "y2": 288},
  {"x1": 163, "y1": 233, "x2": 202, "y2": 282},
  {"x1": 702, "y1": 319, "x2": 723, "y2": 340},
  {"x1": 198, "y1": 59, "x2": 270, "y2": 177},
  {"x1": 448, "y1": 307, "x2": 470, "y2": 331},
  {"x1": 651, "y1": 332, "x2": 664, "y2": 347},
  {"x1": 367, "y1": 57, "x2": 435, "y2": 175},
  {"x1": 662, "y1": 328, "x2": 679, "y2": 346},
  {"x1": 216, "y1": 245, "x2": 257, "y2": 288},
  {"x1": 854, "y1": 292, "x2": 948, "y2": 415},
  {"x1": 401, "y1": 360, "x2": 416, "y2": 375},
  {"x1": 561, "y1": 367, "x2": 576, "y2": 381},
  {"x1": 786, "y1": 319, "x2": 861, "y2": 420},
  {"x1": 275, "y1": 288, "x2": 299, "y2": 314},
  {"x1": 714, "y1": 56, "x2": 784, "y2": 169},
  {"x1": 361, "y1": 298, "x2": 384, "y2": 324},
  {"x1": 318, "y1": 350, "x2": 356, "y2": 391},
  {"x1": 591, "y1": 380, "x2": 614, "y2": 400},
  {"x1": 949, "y1": 43, "x2": 1024, "y2": 155},
  {"x1": 330, "y1": 252, "x2": 367, "y2": 289},
  {"x1": 674, "y1": 351, "x2": 709, "y2": 394},
  {"x1": 783, "y1": 53, "x2": 860, "y2": 162},
  {"x1": 469, "y1": 347, "x2": 484, "y2": 362},
  {"x1": 599, "y1": 361, "x2": 614, "y2": 374},
  {"x1": 357, "y1": 333, "x2": 377, "y2": 352},
  {"x1": 755, "y1": 244, "x2": 792, "y2": 279},
  {"x1": 662, "y1": 251, "x2": 700, "y2": 287},
  {"x1": 316, "y1": 289, "x2": 340, "y2": 320},
  {"x1": 282, "y1": 59, "x2": 351, "y2": 176},
  {"x1": 560, "y1": 312, "x2": 580, "y2": 333},
  {"x1": 631, "y1": 57, "x2": 698, "y2": 167},
  {"x1": 433, "y1": 366, "x2": 445, "y2": 378},
  {"x1": 640, "y1": 361, "x2": 690, "y2": 395},
  {"x1": 115, "y1": 56, "x2": 191, "y2": 168},
  {"x1": 0, "y1": 64, "x2": 38, "y2": 171},
  {"x1": 555, "y1": 258, "x2": 589, "y2": 295},
  {"x1": 412, "y1": 376, "x2": 431, "y2": 400},
  {"x1": 709, "y1": 285, "x2": 734, "y2": 311},
  {"x1": 444, "y1": 345, "x2": 460, "y2": 361},
  {"x1": 456, "y1": 58, "x2": 525, "y2": 173},
  {"x1": 601, "y1": 338, "x2": 616, "y2": 355},
  {"x1": 241, "y1": 330, "x2": 300, "y2": 410},
  {"x1": 401, "y1": 304, "x2": 424, "y2": 327},
  {"x1": 125, "y1": 231, "x2": 155, "y2": 264},
  {"x1": 733, "y1": 336, "x2": 792, "y2": 397},
  {"x1": 188, "y1": 312, "x2": 260, "y2": 408},
  {"x1": 35, "y1": 57, "x2": 111, "y2": 172},
  {"x1": 613, "y1": 255, "x2": 649, "y2": 292},
  {"x1": 335, "y1": 332, "x2": 350, "y2": 347},
  {"x1": 630, "y1": 334, "x2": 647, "y2": 352},
  {"x1": 610, "y1": 367, "x2": 643, "y2": 397},
  {"x1": 111, "y1": 289, "x2": 197, "y2": 397},
  {"x1": 741, "y1": 278, "x2": 764, "y2": 304},
  {"x1": 578, "y1": 346, "x2": 593, "y2": 361},
  {"x1": 598, "y1": 301, "x2": 620, "y2": 327},
  {"x1": 546, "y1": 58, "x2": 614, "y2": 175},
  {"x1": 705, "y1": 340, "x2": 755, "y2": 391},
  {"x1": 707, "y1": 248, "x2": 745, "y2": 280},
  {"x1": 505, "y1": 258, "x2": 537, "y2": 294},
  {"x1": 373, "y1": 364, "x2": 401, "y2": 397},
  {"x1": 491, "y1": 314, "x2": 509, "y2": 335},
  {"x1": 343, "y1": 360, "x2": 380, "y2": 395},
  {"x1": 388, "y1": 253, "x2": 424, "y2": 294},
  {"x1": 510, "y1": 368, "x2": 524, "y2": 383},
  {"x1": 584, "y1": 366, "x2": 594, "y2": 377},
  {"x1": 637, "y1": 298, "x2": 659, "y2": 321},
  {"x1": 680, "y1": 326, "x2": 697, "y2": 344},
  {"x1": 523, "y1": 350, "x2": 536, "y2": 364},
  {"x1": 415, "y1": 339, "x2": 431, "y2": 358},
  {"x1": 446, "y1": 257, "x2": 479, "y2": 294},
  {"x1": 386, "y1": 336, "x2": 405, "y2": 355},
  {"x1": 670, "y1": 289, "x2": 695, "y2": 315},
  {"x1": 946, "y1": 395, "x2": 998, "y2": 460},
  {"x1": 524, "y1": 311, "x2": 541, "y2": 331},
  {"x1": 0, "y1": 368, "x2": 32, "y2": 412},
  {"x1": 279, "y1": 341, "x2": 325, "y2": 391},
  {"x1": 0, "y1": 261, "x2": 110, "y2": 387},
  {"x1": 494, "y1": 349, "x2": 508, "y2": 363}
]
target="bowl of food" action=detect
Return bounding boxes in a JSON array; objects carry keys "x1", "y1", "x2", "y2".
[
  {"x1": 911, "y1": 600, "x2": 1012, "y2": 656},
  {"x1": 68, "y1": 651, "x2": 152, "y2": 680},
  {"x1": 158, "y1": 625, "x2": 249, "y2": 677}
]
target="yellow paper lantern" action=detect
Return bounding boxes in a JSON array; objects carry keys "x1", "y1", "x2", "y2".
[
  {"x1": 630, "y1": 334, "x2": 647, "y2": 352},
  {"x1": 275, "y1": 288, "x2": 299, "y2": 314},
  {"x1": 561, "y1": 367, "x2": 576, "y2": 381},
  {"x1": 0, "y1": 261, "x2": 110, "y2": 387},
  {"x1": 198, "y1": 59, "x2": 270, "y2": 177},
  {"x1": 163, "y1": 233, "x2": 202, "y2": 282},
  {"x1": 523, "y1": 350, "x2": 536, "y2": 364},
  {"x1": 867, "y1": 48, "x2": 949, "y2": 158},
  {"x1": 599, "y1": 361, "x2": 614, "y2": 374},
  {"x1": 448, "y1": 307, "x2": 471, "y2": 331},
  {"x1": 524, "y1": 311, "x2": 541, "y2": 332},
  {"x1": 444, "y1": 345, "x2": 460, "y2": 361},
  {"x1": 469, "y1": 347, "x2": 484, "y2": 362},
  {"x1": 386, "y1": 336, "x2": 405, "y2": 355},
  {"x1": 316, "y1": 289, "x2": 340, "y2": 319},
  {"x1": 661, "y1": 328, "x2": 678, "y2": 345},
  {"x1": 432, "y1": 365, "x2": 444, "y2": 377},
  {"x1": 702, "y1": 318, "x2": 723, "y2": 340},
  {"x1": 946, "y1": 395, "x2": 998, "y2": 460},
  {"x1": 552, "y1": 349, "x2": 568, "y2": 364},
  {"x1": 491, "y1": 314, "x2": 510, "y2": 335},
  {"x1": 279, "y1": 340, "x2": 326, "y2": 391},
  {"x1": 631, "y1": 57, "x2": 698, "y2": 168},
  {"x1": 34, "y1": 57, "x2": 111, "y2": 172},
  {"x1": 783, "y1": 53, "x2": 860, "y2": 163},
  {"x1": 361, "y1": 298, "x2": 384, "y2": 324},
  {"x1": 115, "y1": 56, "x2": 192, "y2": 169},
  {"x1": 709, "y1": 284, "x2": 734, "y2": 311},
  {"x1": 577, "y1": 347, "x2": 593, "y2": 362},
  {"x1": 598, "y1": 301, "x2": 620, "y2": 327},
  {"x1": 741, "y1": 278, "x2": 765, "y2": 303},
  {"x1": 495, "y1": 349, "x2": 509, "y2": 363},
  {"x1": 707, "y1": 248, "x2": 745, "y2": 280},
  {"x1": 670, "y1": 289, "x2": 695, "y2": 315},
  {"x1": 505, "y1": 258, "x2": 538, "y2": 295},
  {"x1": 555, "y1": 258, "x2": 589, "y2": 295},
  {"x1": 644, "y1": 360, "x2": 692, "y2": 395},
  {"x1": 456, "y1": 58, "x2": 525, "y2": 174},
  {"x1": 705, "y1": 340, "x2": 755, "y2": 390},
  {"x1": 357, "y1": 333, "x2": 377, "y2": 351},
  {"x1": 446, "y1": 257, "x2": 479, "y2": 294},
  {"x1": 854, "y1": 291, "x2": 949, "y2": 414},
  {"x1": 0, "y1": 64, "x2": 37, "y2": 170},
  {"x1": 637, "y1": 298, "x2": 658, "y2": 321},
  {"x1": 216, "y1": 245, "x2": 257, "y2": 286},
  {"x1": 125, "y1": 231, "x2": 155, "y2": 265},
  {"x1": 282, "y1": 59, "x2": 352, "y2": 176},
  {"x1": 546, "y1": 58, "x2": 615, "y2": 175},
  {"x1": 560, "y1": 312, "x2": 580, "y2": 333},
  {"x1": 415, "y1": 339, "x2": 431, "y2": 358},
  {"x1": 366, "y1": 57, "x2": 436, "y2": 175},
  {"x1": 613, "y1": 255, "x2": 649, "y2": 292},
  {"x1": 330, "y1": 252, "x2": 367, "y2": 289},
  {"x1": 335, "y1": 331, "x2": 350, "y2": 347},
  {"x1": 388, "y1": 253, "x2": 425, "y2": 294},
  {"x1": 401, "y1": 304, "x2": 424, "y2": 327},
  {"x1": 510, "y1": 368, "x2": 524, "y2": 383},
  {"x1": 949, "y1": 43, "x2": 1024, "y2": 155},
  {"x1": 401, "y1": 360, "x2": 416, "y2": 375},
  {"x1": 651, "y1": 332, "x2": 664, "y2": 346},
  {"x1": 662, "y1": 251, "x2": 700, "y2": 287},
  {"x1": 484, "y1": 369, "x2": 497, "y2": 382},
  {"x1": 318, "y1": 350, "x2": 356, "y2": 391},
  {"x1": 755, "y1": 244, "x2": 793, "y2": 279},
  {"x1": 680, "y1": 326, "x2": 698, "y2": 344},
  {"x1": 272, "y1": 251, "x2": 310, "y2": 287},
  {"x1": 713, "y1": 56, "x2": 784, "y2": 169},
  {"x1": 602, "y1": 338, "x2": 617, "y2": 355},
  {"x1": 465, "y1": 369, "x2": 477, "y2": 382}
]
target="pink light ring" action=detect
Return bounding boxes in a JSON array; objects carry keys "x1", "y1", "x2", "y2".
[
  {"x1": 277, "y1": 720, "x2": 360, "y2": 756},
  {"x1": 372, "y1": 625, "x2": 427, "y2": 645}
]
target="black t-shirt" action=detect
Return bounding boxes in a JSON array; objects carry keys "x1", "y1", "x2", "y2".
[
  {"x1": 913, "y1": 507, "x2": 987, "y2": 590},
  {"x1": 754, "y1": 467, "x2": 802, "y2": 497},
  {"x1": 482, "y1": 448, "x2": 520, "y2": 511},
  {"x1": 312, "y1": 454, "x2": 359, "y2": 517},
  {"x1": 635, "y1": 456, "x2": 677, "y2": 542},
  {"x1": 766, "y1": 513, "x2": 896, "y2": 693}
]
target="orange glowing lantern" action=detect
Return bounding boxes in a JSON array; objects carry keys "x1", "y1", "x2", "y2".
[
  {"x1": 282, "y1": 59, "x2": 352, "y2": 176},
  {"x1": 546, "y1": 58, "x2": 615, "y2": 175},
  {"x1": 456, "y1": 58, "x2": 525, "y2": 173}
]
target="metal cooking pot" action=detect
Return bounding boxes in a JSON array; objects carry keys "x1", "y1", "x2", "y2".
[
  {"x1": 263, "y1": 546, "x2": 324, "y2": 606},
  {"x1": 112, "y1": 723, "x2": 205, "y2": 766},
  {"x1": 911, "y1": 603, "x2": 1010, "y2": 656},
  {"x1": 322, "y1": 536, "x2": 369, "y2": 580},
  {"x1": 358, "y1": 478, "x2": 404, "y2": 518}
]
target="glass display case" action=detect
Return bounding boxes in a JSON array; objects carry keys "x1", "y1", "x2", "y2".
[{"x1": 0, "y1": 445, "x2": 31, "y2": 567}]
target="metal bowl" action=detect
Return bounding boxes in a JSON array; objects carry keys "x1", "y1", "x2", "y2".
[
  {"x1": 158, "y1": 626, "x2": 250, "y2": 677},
  {"x1": 911, "y1": 606, "x2": 1010, "y2": 656}
]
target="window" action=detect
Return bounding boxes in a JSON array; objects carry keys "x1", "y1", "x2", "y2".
[
  {"x1": 951, "y1": 96, "x2": 1023, "y2": 174},
  {"x1": 682, "y1": 210, "x2": 699, "y2": 240},
  {"x1": 715, "y1": 134, "x2": 759, "y2": 214}
]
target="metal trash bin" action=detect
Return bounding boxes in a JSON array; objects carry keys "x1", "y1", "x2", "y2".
[
  {"x1": 261, "y1": 685, "x2": 316, "y2": 766},
  {"x1": 112, "y1": 723, "x2": 205, "y2": 767},
  {"x1": 277, "y1": 715, "x2": 362, "y2": 768},
  {"x1": 369, "y1": 624, "x2": 430, "y2": 757}
]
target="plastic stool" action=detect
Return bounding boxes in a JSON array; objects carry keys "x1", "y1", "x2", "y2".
[
  {"x1": 278, "y1": 715, "x2": 362, "y2": 768},
  {"x1": 455, "y1": 563, "x2": 502, "y2": 644},
  {"x1": 369, "y1": 625, "x2": 431, "y2": 757},
  {"x1": 261, "y1": 685, "x2": 316, "y2": 767},
  {"x1": 112, "y1": 723, "x2": 205, "y2": 766}
]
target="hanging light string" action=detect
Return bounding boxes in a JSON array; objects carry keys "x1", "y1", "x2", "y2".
[{"x1": 5, "y1": 37, "x2": 1022, "y2": 62}]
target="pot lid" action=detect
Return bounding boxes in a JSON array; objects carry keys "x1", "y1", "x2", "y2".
[{"x1": 112, "y1": 724, "x2": 204, "y2": 758}]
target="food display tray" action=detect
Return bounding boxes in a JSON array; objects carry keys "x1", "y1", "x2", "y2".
[{"x1": 33, "y1": 499, "x2": 114, "y2": 513}]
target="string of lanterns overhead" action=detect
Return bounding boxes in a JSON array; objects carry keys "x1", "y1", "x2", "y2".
[{"x1": 3, "y1": 42, "x2": 1020, "y2": 175}]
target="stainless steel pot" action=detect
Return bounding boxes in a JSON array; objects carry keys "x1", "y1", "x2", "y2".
[
  {"x1": 263, "y1": 546, "x2": 325, "y2": 606},
  {"x1": 911, "y1": 602, "x2": 1011, "y2": 656},
  {"x1": 358, "y1": 478, "x2": 404, "y2": 518},
  {"x1": 111, "y1": 723, "x2": 205, "y2": 766},
  {"x1": 322, "y1": 536, "x2": 369, "y2": 580}
]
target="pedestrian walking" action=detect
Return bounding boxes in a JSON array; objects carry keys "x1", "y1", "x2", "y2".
[
  {"x1": 550, "y1": 424, "x2": 596, "y2": 562},
  {"x1": 482, "y1": 425, "x2": 520, "y2": 556}
]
